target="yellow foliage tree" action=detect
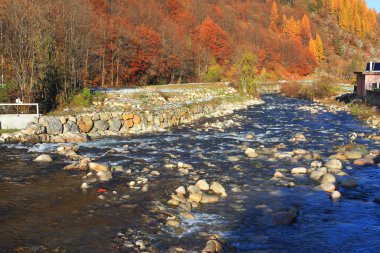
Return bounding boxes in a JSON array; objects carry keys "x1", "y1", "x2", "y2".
[
  {"x1": 329, "y1": 0, "x2": 339, "y2": 13},
  {"x1": 336, "y1": 0, "x2": 377, "y2": 36},
  {"x1": 338, "y1": 5, "x2": 349, "y2": 29},
  {"x1": 315, "y1": 32, "x2": 324, "y2": 61},
  {"x1": 282, "y1": 15, "x2": 301, "y2": 41},
  {"x1": 308, "y1": 38, "x2": 317, "y2": 60}
]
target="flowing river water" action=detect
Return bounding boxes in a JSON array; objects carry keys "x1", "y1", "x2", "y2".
[{"x1": 0, "y1": 94, "x2": 380, "y2": 252}]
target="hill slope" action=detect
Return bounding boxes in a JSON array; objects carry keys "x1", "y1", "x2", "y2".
[{"x1": 1, "y1": 0, "x2": 379, "y2": 108}]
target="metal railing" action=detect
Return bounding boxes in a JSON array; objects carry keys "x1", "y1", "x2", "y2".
[{"x1": 0, "y1": 103, "x2": 39, "y2": 115}]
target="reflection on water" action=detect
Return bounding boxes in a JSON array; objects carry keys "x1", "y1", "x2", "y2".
[{"x1": 0, "y1": 94, "x2": 380, "y2": 252}]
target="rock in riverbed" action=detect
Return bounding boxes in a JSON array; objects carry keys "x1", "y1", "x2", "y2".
[
  {"x1": 195, "y1": 180, "x2": 210, "y2": 191},
  {"x1": 271, "y1": 208, "x2": 298, "y2": 225},
  {"x1": 89, "y1": 162, "x2": 110, "y2": 172},
  {"x1": 326, "y1": 159, "x2": 343, "y2": 174},
  {"x1": 175, "y1": 186, "x2": 186, "y2": 195},
  {"x1": 330, "y1": 191, "x2": 341, "y2": 200},
  {"x1": 353, "y1": 158, "x2": 374, "y2": 166},
  {"x1": 200, "y1": 194, "x2": 219, "y2": 204},
  {"x1": 166, "y1": 219, "x2": 180, "y2": 227},
  {"x1": 210, "y1": 182, "x2": 227, "y2": 197},
  {"x1": 341, "y1": 177, "x2": 357, "y2": 188},
  {"x1": 201, "y1": 240, "x2": 223, "y2": 253},
  {"x1": 320, "y1": 173, "x2": 336, "y2": 184},
  {"x1": 291, "y1": 167, "x2": 307, "y2": 174},
  {"x1": 189, "y1": 193, "x2": 203, "y2": 203},
  {"x1": 245, "y1": 148, "x2": 258, "y2": 158},
  {"x1": 344, "y1": 151, "x2": 363, "y2": 160},
  {"x1": 97, "y1": 171, "x2": 112, "y2": 182},
  {"x1": 319, "y1": 182, "x2": 336, "y2": 193},
  {"x1": 34, "y1": 154, "x2": 53, "y2": 162},
  {"x1": 310, "y1": 169, "x2": 326, "y2": 181}
]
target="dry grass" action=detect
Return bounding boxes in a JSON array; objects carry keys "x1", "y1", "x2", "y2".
[
  {"x1": 281, "y1": 77, "x2": 338, "y2": 100},
  {"x1": 348, "y1": 103, "x2": 377, "y2": 120}
]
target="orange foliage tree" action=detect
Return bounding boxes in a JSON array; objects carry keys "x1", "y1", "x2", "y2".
[{"x1": 269, "y1": 1, "x2": 280, "y2": 33}]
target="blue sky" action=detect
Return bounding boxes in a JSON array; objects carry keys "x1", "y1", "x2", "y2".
[{"x1": 366, "y1": 0, "x2": 380, "y2": 12}]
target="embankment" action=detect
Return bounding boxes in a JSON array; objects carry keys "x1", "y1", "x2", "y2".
[{"x1": 0, "y1": 83, "x2": 262, "y2": 143}]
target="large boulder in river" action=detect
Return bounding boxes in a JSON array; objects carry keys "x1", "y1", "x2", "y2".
[
  {"x1": 326, "y1": 159, "x2": 343, "y2": 174},
  {"x1": 77, "y1": 116, "x2": 93, "y2": 133},
  {"x1": 201, "y1": 240, "x2": 223, "y2": 253},
  {"x1": 34, "y1": 154, "x2": 53, "y2": 162},
  {"x1": 210, "y1": 182, "x2": 227, "y2": 197},
  {"x1": 40, "y1": 117, "x2": 63, "y2": 135},
  {"x1": 89, "y1": 162, "x2": 110, "y2": 172},
  {"x1": 195, "y1": 180, "x2": 210, "y2": 191}
]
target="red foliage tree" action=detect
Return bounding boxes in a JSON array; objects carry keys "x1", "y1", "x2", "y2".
[{"x1": 193, "y1": 17, "x2": 232, "y2": 64}]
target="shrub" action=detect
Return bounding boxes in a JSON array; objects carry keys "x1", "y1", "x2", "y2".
[
  {"x1": 94, "y1": 91, "x2": 106, "y2": 102},
  {"x1": 280, "y1": 82, "x2": 301, "y2": 98},
  {"x1": 201, "y1": 63, "x2": 223, "y2": 82},
  {"x1": 348, "y1": 103, "x2": 376, "y2": 120},
  {"x1": 70, "y1": 88, "x2": 93, "y2": 107},
  {"x1": 307, "y1": 77, "x2": 338, "y2": 99},
  {"x1": 281, "y1": 78, "x2": 337, "y2": 100},
  {"x1": 235, "y1": 52, "x2": 261, "y2": 97}
]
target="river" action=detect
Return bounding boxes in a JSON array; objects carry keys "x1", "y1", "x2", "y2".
[{"x1": 0, "y1": 94, "x2": 379, "y2": 252}]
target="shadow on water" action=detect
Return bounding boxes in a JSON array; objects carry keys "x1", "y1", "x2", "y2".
[{"x1": 0, "y1": 94, "x2": 380, "y2": 252}]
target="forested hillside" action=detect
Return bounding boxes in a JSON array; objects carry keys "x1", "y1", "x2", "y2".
[{"x1": 1, "y1": 0, "x2": 379, "y2": 110}]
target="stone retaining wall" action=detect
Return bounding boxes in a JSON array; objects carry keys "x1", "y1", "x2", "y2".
[{"x1": 1, "y1": 97, "x2": 261, "y2": 143}]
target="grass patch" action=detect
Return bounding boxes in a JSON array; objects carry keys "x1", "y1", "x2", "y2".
[
  {"x1": 348, "y1": 103, "x2": 377, "y2": 120},
  {"x1": 0, "y1": 129, "x2": 18, "y2": 134},
  {"x1": 335, "y1": 143, "x2": 368, "y2": 153}
]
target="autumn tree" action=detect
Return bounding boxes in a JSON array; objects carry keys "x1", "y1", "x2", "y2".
[
  {"x1": 315, "y1": 33, "x2": 324, "y2": 61},
  {"x1": 309, "y1": 33, "x2": 324, "y2": 62},
  {"x1": 269, "y1": 1, "x2": 280, "y2": 33},
  {"x1": 300, "y1": 15, "x2": 312, "y2": 45},
  {"x1": 309, "y1": 38, "x2": 318, "y2": 60},
  {"x1": 193, "y1": 17, "x2": 231, "y2": 77},
  {"x1": 282, "y1": 15, "x2": 301, "y2": 42},
  {"x1": 235, "y1": 52, "x2": 260, "y2": 96}
]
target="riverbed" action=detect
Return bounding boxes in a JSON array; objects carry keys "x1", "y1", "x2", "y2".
[{"x1": 1, "y1": 94, "x2": 379, "y2": 252}]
